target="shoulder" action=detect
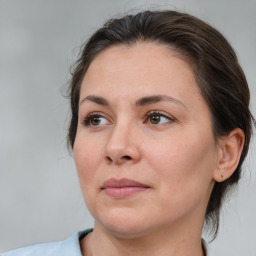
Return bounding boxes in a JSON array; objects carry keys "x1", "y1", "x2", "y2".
[
  {"x1": 1, "y1": 229, "x2": 92, "y2": 256},
  {"x1": 1, "y1": 240, "x2": 64, "y2": 256}
]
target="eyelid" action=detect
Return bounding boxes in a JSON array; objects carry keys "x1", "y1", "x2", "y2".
[
  {"x1": 81, "y1": 111, "x2": 112, "y2": 127},
  {"x1": 146, "y1": 110, "x2": 175, "y2": 120},
  {"x1": 144, "y1": 110, "x2": 175, "y2": 125}
]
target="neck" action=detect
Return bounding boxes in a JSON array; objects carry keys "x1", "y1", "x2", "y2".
[{"x1": 82, "y1": 220, "x2": 205, "y2": 256}]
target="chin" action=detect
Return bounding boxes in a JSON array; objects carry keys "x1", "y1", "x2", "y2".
[
  {"x1": 94, "y1": 208, "x2": 154, "y2": 239},
  {"x1": 102, "y1": 223, "x2": 152, "y2": 239}
]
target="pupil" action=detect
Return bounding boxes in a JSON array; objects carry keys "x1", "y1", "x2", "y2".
[
  {"x1": 151, "y1": 115, "x2": 160, "y2": 124},
  {"x1": 91, "y1": 116, "x2": 101, "y2": 125}
]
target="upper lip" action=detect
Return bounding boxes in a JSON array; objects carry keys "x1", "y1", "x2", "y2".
[{"x1": 101, "y1": 178, "x2": 149, "y2": 189}]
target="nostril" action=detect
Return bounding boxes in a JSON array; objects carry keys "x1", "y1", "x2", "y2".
[
  {"x1": 122, "y1": 155, "x2": 132, "y2": 160},
  {"x1": 105, "y1": 155, "x2": 132, "y2": 164},
  {"x1": 106, "y1": 156, "x2": 112, "y2": 163}
]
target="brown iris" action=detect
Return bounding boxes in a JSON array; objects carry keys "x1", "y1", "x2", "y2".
[
  {"x1": 149, "y1": 114, "x2": 161, "y2": 124},
  {"x1": 91, "y1": 116, "x2": 102, "y2": 126}
]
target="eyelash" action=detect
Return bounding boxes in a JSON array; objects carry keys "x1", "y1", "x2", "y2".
[
  {"x1": 82, "y1": 111, "x2": 175, "y2": 127},
  {"x1": 144, "y1": 111, "x2": 175, "y2": 125},
  {"x1": 82, "y1": 112, "x2": 106, "y2": 127}
]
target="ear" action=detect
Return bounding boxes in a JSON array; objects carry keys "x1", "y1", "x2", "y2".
[{"x1": 213, "y1": 128, "x2": 245, "y2": 182}]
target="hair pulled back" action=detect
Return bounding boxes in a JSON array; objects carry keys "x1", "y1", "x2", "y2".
[{"x1": 67, "y1": 10, "x2": 255, "y2": 239}]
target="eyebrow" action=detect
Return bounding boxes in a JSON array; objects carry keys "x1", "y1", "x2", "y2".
[
  {"x1": 135, "y1": 95, "x2": 187, "y2": 109},
  {"x1": 80, "y1": 94, "x2": 187, "y2": 109},
  {"x1": 80, "y1": 95, "x2": 109, "y2": 106}
]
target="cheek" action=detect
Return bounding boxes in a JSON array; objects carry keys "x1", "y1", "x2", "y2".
[
  {"x1": 145, "y1": 140, "x2": 215, "y2": 221},
  {"x1": 73, "y1": 136, "x2": 102, "y2": 185},
  {"x1": 145, "y1": 133, "x2": 216, "y2": 198},
  {"x1": 73, "y1": 137, "x2": 104, "y2": 212}
]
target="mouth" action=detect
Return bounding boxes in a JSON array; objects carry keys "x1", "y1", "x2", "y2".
[{"x1": 101, "y1": 178, "x2": 150, "y2": 198}]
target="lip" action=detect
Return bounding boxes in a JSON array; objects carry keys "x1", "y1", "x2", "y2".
[{"x1": 101, "y1": 178, "x2": 150, "y2": 198}]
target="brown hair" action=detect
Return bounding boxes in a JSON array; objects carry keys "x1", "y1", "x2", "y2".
[{"x1": 67, "y1": 10, "x2": 255, "y2": 239}]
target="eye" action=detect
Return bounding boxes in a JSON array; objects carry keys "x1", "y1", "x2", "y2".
[
  {"x1": 145, "y1": 112, "x2": 174, "y2": 125},
  {"x1": 82, "y1": 113, "x2": 110, "y2": 127}
]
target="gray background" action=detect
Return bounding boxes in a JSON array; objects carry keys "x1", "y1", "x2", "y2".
[{"x1": 0, "y1": 0, "x2": 255, "y2": 255}]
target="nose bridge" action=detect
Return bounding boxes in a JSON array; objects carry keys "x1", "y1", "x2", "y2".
[
  {"x1": 104, "y1": 117, "x2": 140, "y2": 164},
  {"x1": 109, "y1": 122, "x2": 130, "y2": 148}
]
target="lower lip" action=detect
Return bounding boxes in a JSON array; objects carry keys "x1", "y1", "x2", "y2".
[{"x1": 103, "y1": 187, "x2": 148, "y2": 198}]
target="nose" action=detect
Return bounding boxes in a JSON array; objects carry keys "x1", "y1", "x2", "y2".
[{"x1": 104, "y1": 122, "x2": 141, "y2": 165}]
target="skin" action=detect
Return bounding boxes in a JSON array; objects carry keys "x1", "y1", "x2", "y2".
[{"x1": 73, "y1": 42, "x2": 244, "y2": 256}]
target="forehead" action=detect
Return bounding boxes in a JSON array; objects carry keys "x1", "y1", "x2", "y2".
[
  {"x1": 86, "y1": 42, "x2": 191, "y2": 76},
  {"x1": 83, "y1": 42, "x2": 197, "y2": 90},
  {"x1": 81, "y1": 42, "x2": 206, "y2": 110}
]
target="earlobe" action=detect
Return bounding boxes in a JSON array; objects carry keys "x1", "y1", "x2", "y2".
[{"x1": 213, "y1": 128, "x2": 245, "y2": 182}]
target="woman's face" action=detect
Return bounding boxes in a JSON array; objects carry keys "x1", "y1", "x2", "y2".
[{"x1": 74, "y1": 42, "x2": 220, "y2": 237}]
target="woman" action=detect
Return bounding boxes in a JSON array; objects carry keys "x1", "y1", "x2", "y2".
[{"x1": 2, "y1": 10, "x2": 254, "y2": 256}]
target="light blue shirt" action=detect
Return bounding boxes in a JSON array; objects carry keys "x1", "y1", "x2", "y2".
[{"x1": 1, "y1": 229, "x2": 214, "y2": 255}]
